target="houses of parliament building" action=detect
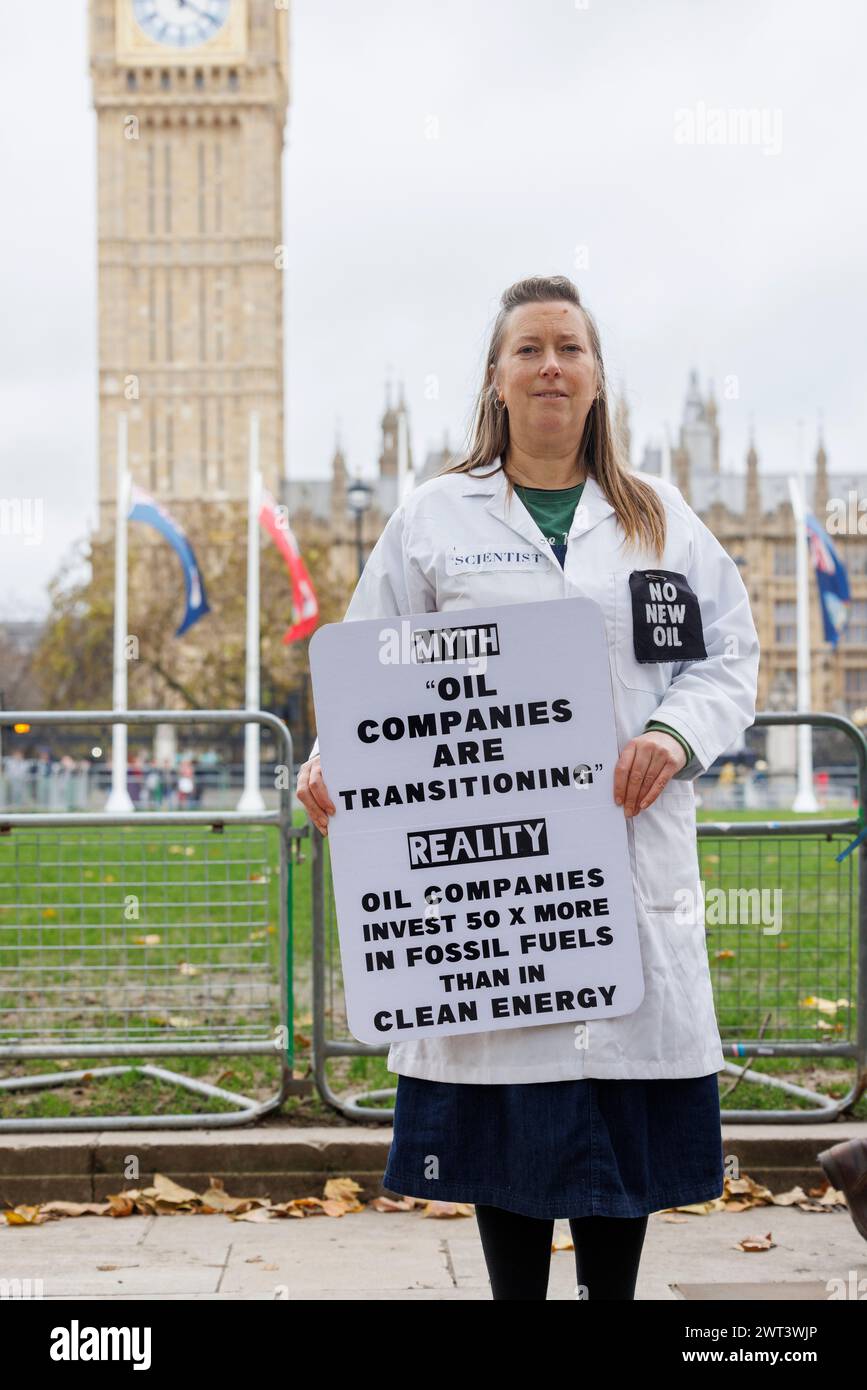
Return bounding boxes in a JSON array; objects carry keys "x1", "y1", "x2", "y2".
[{"x1": 285, "y1": 370, "x2": 867, "y2": 730}]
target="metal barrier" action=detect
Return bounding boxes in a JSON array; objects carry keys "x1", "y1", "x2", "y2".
[
  {"x1": 705, "y1": 711, "x2": 867, "y2": 1121},
  {"x1": 310, "y1": 711, "x2": 867, "y2": 1123},
  {"x1": 0, "y1": 710, "x2": 302, "y2": 1132}
]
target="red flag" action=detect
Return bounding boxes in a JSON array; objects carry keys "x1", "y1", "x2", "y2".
[{"x1": 259, "y1": 489, "x2": 320, "y2": 643}]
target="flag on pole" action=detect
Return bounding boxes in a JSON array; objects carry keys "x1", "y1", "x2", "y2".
[
  {"x1": 805, "y1": 511, "x2": 850, "y2": 646},
  {"x1": 259, "y1": 488, "x2": 320, "y2": 643},
  {"x1": 127, "y1": 484, "x2": 211, "y2": 636}
]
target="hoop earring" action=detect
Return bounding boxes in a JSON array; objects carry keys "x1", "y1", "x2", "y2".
[{"x1": 494, "y1": 395, "x2": 506, "y2": 411}]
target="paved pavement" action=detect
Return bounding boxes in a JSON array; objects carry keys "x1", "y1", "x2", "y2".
[{"x1": 2, "y1": 1204, "x2": 866, "y2": 1300}]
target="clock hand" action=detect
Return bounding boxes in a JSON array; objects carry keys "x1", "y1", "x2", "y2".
[{"x1": 178, "y1": 0, "x2": 216, "y2": 20}]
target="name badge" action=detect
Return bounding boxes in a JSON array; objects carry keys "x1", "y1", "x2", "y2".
[
  {"x1": 628, "y1": 569, "x2": 708, "y2": 662},
  {"x1": 446, "y1": 547, "x2": 551, "y2": 575}
]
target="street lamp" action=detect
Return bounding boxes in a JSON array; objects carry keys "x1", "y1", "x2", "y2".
[{"x1": 346, "y1": 477, "x2": 373, "y2": 579}]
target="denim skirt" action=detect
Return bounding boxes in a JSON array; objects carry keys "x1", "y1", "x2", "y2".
[{"x1": 382, "y1": 1071, "x2": 725, "y2": 1220}]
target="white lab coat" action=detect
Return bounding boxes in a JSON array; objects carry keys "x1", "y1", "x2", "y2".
[{"x1": 307, "y1": 460, "x2": 760, "y2": 1082}]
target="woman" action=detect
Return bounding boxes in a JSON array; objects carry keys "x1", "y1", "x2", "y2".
[{"x1": 296, "y1": 275, "x2": 760, "y2": 1300}]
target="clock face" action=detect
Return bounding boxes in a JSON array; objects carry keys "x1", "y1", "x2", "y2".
[{"x1": 132, "y1": 0, "x2": 232, "y2": 49}]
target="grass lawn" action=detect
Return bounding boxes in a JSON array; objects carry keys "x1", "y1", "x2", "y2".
[{"x1": 0, "y1": 803, "x2": 864, "y2": 1122}]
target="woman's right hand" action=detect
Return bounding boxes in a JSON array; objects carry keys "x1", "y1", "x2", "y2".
[{"x1": 296, "y1": 753, "x2": 336, "y2": 836}]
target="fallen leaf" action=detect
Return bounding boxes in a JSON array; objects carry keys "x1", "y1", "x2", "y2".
[
  {"x1": 107, "y1": 1195, "x2": 137, "y2": 1217},
  {"x1": 770, "y1": 1186, "x2": 810, "y2": 1207},
  {"x1": 369, "y1": 1195, "x2": 418, "y2": 1212},
  {"x1": 323, "y1": 1177, "x2": 365, "y2": 1211},
  {"x1": 40, "y1": 1201, "x2": 111, "y2": 1218},
  {"x1": 201, "y1": 1181, "x2": 258, "y2": 1214},
  {"x1": 153, "y1": 1173, "x2": 204, "y2": 1205},
  {"x1": 665, "y1": 1198, "x2": 727, "y2": 1215},
  {"x1": 800, "y1": 995, "x2": 851, "y2": 1015},
  {"x1": 420, "y1": 1200, "x2": 474, "y2": 1218},
  {"x1": 3, "y1": 1205, "x2": 43, "y2": 1226},
  {"x1": 724, "y1": 1175, "x2": 774, "y2": 1203},
  {"x1": 736, "y1": 1232, "x2": 776, "y2": 1251}
]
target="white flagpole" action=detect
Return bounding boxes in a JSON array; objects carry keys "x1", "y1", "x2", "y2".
[
  {"x1": 106, "y1": 413, "x2": 134, "y2": 812},
  {"x1": 787, "y1": 469, "x2": 818, "y2": 812},
  {"x1": 238, "y1": 410, "x2": 265, "y2": 812}
]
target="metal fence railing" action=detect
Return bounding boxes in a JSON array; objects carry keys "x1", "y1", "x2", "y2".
[
  {"x1": 0, "y1": 710, "x2": 301, "y2": 1132},
  {"x1": 0, "y1": 758, "x2": 313, "y2": 813},
  {"x1": 310, "y1": 711, "x2": 867, "y2": 1123},
  {"x1": 703, "y1": 711, "x2": 867, "y2": 1121}
]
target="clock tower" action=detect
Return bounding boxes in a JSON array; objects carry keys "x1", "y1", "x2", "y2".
[{"x1": 89, "y1": 0, "x2": 290, "y2": 537}]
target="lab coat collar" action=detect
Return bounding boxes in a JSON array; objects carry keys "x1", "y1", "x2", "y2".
[{"x1": 458, "y1": 457, "x2": 615, "y2": 546}]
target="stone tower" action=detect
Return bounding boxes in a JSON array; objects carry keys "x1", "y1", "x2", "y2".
[
  {"x1": 89, "y1": 0, "x2": 290, "y2": 538},
  {"x1": 377, "y1": 380, "x2": 413, "y2": 514},
  {"x1": 679, "y1": 368, "x2": 720, "y2": 480}
]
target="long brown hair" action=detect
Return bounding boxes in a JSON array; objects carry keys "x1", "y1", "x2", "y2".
[{"x1": 439, "y1": 276, "x2": 666, "y2": 558}]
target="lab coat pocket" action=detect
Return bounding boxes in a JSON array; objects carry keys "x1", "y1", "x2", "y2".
[
  {"x1": 629, "y1": 779, "x2": 699, "y2": 911},
  {"x1": 643, "y1": 906, "x2": 714, "y2": 1045},
  {"x1": 612, "y1": 570, "x2": 668, "y2": 695}
]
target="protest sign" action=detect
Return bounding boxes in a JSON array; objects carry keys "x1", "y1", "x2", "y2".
[{"x1": 308, "y1": 598, "x2": 644, "y2": 1044}]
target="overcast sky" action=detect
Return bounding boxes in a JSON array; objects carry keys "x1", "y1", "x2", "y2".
[{"x1": 1, "y1": 0, "x2": 865, "y2": 619}]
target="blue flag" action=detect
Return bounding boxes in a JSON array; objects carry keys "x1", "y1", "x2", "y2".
[
  {"x1": 805, "y1": 511, "x2": 850, "y2": 646},
  {"x1": 127, "y1": 484, "x2": 211, "y2": 636}
]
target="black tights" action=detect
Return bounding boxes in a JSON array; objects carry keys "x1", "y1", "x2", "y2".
[{"x1": 475, "y1": 1202, "x2": 649, "y2": 1300}]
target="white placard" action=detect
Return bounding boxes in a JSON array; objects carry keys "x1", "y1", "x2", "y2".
[{"x1": 308, "y1": 598, "x2": 644, "y2": 1045}]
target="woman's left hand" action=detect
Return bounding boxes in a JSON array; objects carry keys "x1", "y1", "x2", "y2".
[{"x1": 613, "y1": 731, "x2": 687, "y2": 817}]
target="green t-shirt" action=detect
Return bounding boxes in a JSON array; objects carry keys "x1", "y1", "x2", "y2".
[
  {"x1": 515, "y1": 481, "x2": 585, "y2": 569},
  {"x1": 514, "y1": 480, "x2": 695, "y2": 771}
]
